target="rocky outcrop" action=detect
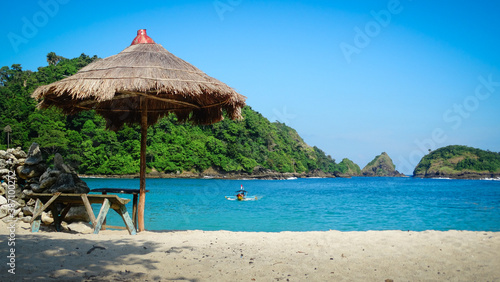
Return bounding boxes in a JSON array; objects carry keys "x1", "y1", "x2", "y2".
[
  {"x1": 19, "y1": 144, "x2": 90, "y2": 195},
  {"x1": 361, "y1": 152, "x2": 406, "y2": 177},
  {"x1": 0, "y1": 143, "x2": 90, "y2": 228},
  {"x1": 0, "y1": 146, "x2": 30, "y2": 223},
  {"x1": 0, "y1": 147, "x2": 27, "y2": 204}
]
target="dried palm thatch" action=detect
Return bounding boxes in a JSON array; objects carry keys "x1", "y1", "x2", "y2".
[{"x1": 32, "y1": 36, "x2": 246, "y2": 130}]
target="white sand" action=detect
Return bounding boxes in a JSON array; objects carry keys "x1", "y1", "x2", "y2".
[{"x1": 1, "y1": 221, "x2": 499, "y2": 281}]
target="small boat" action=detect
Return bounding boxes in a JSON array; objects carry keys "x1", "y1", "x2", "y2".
[{"x1": 225, "y1": 185, "x2": 259, "y2": 201}]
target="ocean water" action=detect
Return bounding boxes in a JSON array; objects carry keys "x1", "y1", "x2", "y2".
[{"x1": 83, "y1": 177, "x2": 500, "y2": 232}]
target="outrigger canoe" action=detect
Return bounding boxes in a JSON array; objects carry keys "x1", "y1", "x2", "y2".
[{"x1": 227, "y1": 185, "x2": 259, "y2": 201}]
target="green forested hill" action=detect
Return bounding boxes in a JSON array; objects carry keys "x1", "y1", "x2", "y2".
[
  {"x1": 0, "y1": 53, "x2": 346, "y2": 176},
  {"x1": 360, "y1": 152, "x2": 405, "y2": 177},
  {"x1": 336, "y1": 158, "x2": 361, "y2": 176},
  {"x1": 413, "y1": 145, "x2": 500, "y2": 179}
]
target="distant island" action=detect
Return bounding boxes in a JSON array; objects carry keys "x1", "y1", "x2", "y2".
[
  {"x1": 360, "y1": 152, "x2": 406, "y2": 177},
  {"x1": 337, "y1": 158, "x2": 361, "y2": 177},
  {"x1": 413, "y1": 145, "x2": 500, "y2": 179},
  {"x1": 334, "y1": 153, "x2": 405, "y2": 178}
]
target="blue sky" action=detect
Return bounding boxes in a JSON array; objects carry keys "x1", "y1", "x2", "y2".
[{"x1": 1, "y1": 0, "x2": 499, "y2": 174}]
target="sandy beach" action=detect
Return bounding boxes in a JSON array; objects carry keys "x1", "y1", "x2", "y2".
[{"x1": 1, "y1": 222, "x2": 499, "y2": 281}]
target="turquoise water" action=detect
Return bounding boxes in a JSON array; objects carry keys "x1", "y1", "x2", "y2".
[{"x1": 84, "y1": 177, "x2": 500, "y2": 232}]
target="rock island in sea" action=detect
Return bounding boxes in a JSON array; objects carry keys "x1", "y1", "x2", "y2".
[
  {"x1": 413, "y1": 145, "x2": 500, "y2": 179},
  {"x1": 360, "y1": 152, "x2": 406, "y2": 177}
]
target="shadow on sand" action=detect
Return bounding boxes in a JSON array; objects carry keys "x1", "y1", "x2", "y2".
[{"x1": 0, "y1": 226, "x2": 200, "y2": 282}]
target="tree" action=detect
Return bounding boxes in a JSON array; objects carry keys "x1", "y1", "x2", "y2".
[{"x1": 46, "y1": 52, "x2": 65, "y2": 66}]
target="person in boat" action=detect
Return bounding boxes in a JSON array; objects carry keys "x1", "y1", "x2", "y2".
[{"x1": 236, "y1": 185, "x2": 247, "y2": 200}]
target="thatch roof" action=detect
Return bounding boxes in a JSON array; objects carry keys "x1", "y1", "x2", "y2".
[{"x1": 32, "y1": 34, "x2": 246, "y2": 130}]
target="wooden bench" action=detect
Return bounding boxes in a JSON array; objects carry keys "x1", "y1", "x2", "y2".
[
  {"x1": 28, "y1": 193, "x2": 136, "y2": 235},
  {"x1": 90, "y1": 188, "x2": 148, "y2": 230}
]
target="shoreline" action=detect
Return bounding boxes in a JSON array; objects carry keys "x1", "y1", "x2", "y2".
[
  {"x1": 78, "y1": 170, "x2": 338, "y2": 180},
  {"x1": 79, "y1": 173, "x2": 499, "y2": 181},
  {"x1": 1, "y1": 222, "x2": 499, "y2": 281}
]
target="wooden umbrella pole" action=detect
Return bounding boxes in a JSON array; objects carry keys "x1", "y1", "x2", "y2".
[{"x1": 138, "y1": 96, "x2": 148, "y2": 232}]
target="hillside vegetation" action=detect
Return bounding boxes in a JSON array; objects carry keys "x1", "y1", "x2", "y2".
[
  {"x1": 0, "y1": 53, "x2": 346, "y2": 177},
  {"x1": 337, "y1": 158, "x2": 361, "y2": 176},
  {"x1": 413, "y1": 145, "x2": 500, "y2": 179}
]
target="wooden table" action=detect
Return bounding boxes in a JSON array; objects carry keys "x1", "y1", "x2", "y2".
[
  {"x1": 28, "y1": 193, "x2": 136, "y2": 235},
  {"x1": 90, "y1": 188, "x2": 148, "y2": 230}
]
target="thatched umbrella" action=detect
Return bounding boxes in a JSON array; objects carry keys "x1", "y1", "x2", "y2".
[{"x1": 32, "y1": 29, "x2": 246, "y2": 232}]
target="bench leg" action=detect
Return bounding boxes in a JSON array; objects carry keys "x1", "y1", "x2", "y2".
[
  {"x1": 31, "y1": 199, "x2": 43, "y2": 233},
  {"x1": 94, "y1": 198, "x2": 111, "y2": 234},
  {"x1": 81, "y1": 194, "x2": 97, "y2": 229},
  {"x1": 102, "y1": 192, "x2": 108, "y2": 230},
  {"x1": 30, "y1": 193, "x2": 61, "y2": 224},
  {"x1": 114, "y1": 205, "x2": 137, "y2": 235},
  {"x1": 51, "y1": 204, "x2": 62, "y2": 232}
]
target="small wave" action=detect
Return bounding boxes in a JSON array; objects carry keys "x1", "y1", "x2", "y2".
[
  {"x1": 432, "y1": 177, "x2": 452, "y2": 180},
  {"x1": 480, "y1": 177, "x2": 500, "y2": 181}
]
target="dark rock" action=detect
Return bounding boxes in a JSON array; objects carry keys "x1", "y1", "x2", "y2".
[
  {"x1": 19, "y1": 163, "x2": 47, "y2": 179},
  {"x1": 48, "y1": 173, "x2": 90, "y2": 194},
  {"x1": 54, "y1": 153, "x2": 74, "y2": 174},
  {"x1": 49, "y1": 173, "x2": 76, "y2": 193},
  {"x1": 64, "y1": 206, "x2": 90, "y2": 223},
  {"x1": 31, "y1": 183, "x2": 44, "y2": 193},
  {"x1": 46, "y1": 154, "x2": 90, "y2": 194},
  {"x1": 39, "y1": 168, "x2": 61, "y2": 190},
  {"x1": 26, "y1": 178, "x2": 39, "y2": 185},
  {"x1": 22, "y1": 206, "x2": 34, "y2": 216},
  {"x1": 73, "y1": 177, "x2": 90, "y2": 194},
  {"x1": 24, "y1": 143, "x2": 43, "y2": 165}
]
